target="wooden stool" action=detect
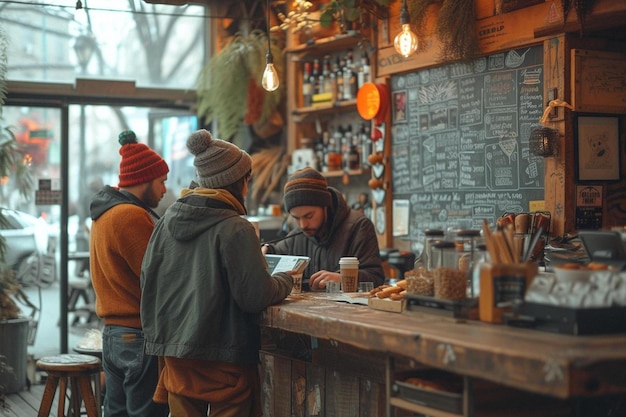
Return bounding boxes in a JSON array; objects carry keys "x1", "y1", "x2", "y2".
[{"x1": 36, "y1": 353, "x2": 102, "y2": 417}]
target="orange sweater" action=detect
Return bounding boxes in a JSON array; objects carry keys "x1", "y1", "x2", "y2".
[{"x1": 90, "y1": 203, "x2": 155, "y2": 328}]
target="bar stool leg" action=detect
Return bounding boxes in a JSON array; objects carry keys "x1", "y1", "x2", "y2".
[
  {"x1": 37, "y1": 375, "x2": 60, "y2": 417},
  {"x1": 78, "y1": 374, "x2": 100, "y2": 417},
  {"x1": 70, "y1": 376, "x2": 82, "y2": 417},
  {"x1": 58, "y1": 376, "x2": 68, "y2": 417}
]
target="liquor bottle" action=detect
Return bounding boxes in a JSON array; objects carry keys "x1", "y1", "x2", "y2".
[
  {"x1": 312, "y1": 58, "x2": 320, "y2": 95},
  {"x1": 343, "y1": 51, "x2": 356, "y2": 100},
  {"x1": 358, "y1": 52, "x2": 371, "y2": 88},
  {"x1": 348, "y1": 126, "x2": 360, "y2": 170},
  {"x1": 314, "y1": 136, "x2": 325, "y2": 172},
  {"x1": 302, "y1": 61, "x2": 313, "y2": 107},
  {"x1": 322, "y1": 55, "x2": 332, "y2": 96},
  {"x1": 359, "y1": 122, "x2": 372, "y2": 169},
  {"x1": 321, "y1": 131, "x2": 330, "y2": 172},
  {"x1": 342, "y1": 125, "x2": 352, "y2": 171},
  {"x1": 335, "y1": 55, "x2": 345, "y2": 101}
]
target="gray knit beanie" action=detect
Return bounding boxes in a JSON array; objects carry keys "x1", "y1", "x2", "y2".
[
  {"x1": 283, "y1": 167, "x2": 332, "y2": 212},
  {"x1": 186, "y1": 129, "x2": 252, "y2": 189}
]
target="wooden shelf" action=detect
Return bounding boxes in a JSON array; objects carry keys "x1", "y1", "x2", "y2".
[
  {"x1": 292, "y1": 99, "x2": 357, "y2": 122},
  {"x1": 285, "y1": 31, "x2": 367, "y2": 57},
  {"x1": 389, "y1": 398, "x2": 464, "y2": 417},
  {"x1": 321, "y1": 168, "x2": 370, "y2": 178}
]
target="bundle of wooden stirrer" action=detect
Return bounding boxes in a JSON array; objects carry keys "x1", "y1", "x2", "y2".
[{"x1": 482, "y1": 219, "x2": 543, "y2": 264}]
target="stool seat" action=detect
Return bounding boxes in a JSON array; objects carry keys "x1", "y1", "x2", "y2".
[
  {"x1": 37, "y1": 353, "x2": 101, "y2": 372},
  {"x1": 36, "y1": 353, "x2": 102, "y2": 417}
]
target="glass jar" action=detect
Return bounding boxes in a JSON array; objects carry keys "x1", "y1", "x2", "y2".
[{"x1": 416, "y1": 229, "x2": 444, "y2": 271}]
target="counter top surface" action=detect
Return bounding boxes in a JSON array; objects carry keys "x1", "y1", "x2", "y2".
[{"x1": 262, "y1": 292, "x2": 626, "y2": 399}]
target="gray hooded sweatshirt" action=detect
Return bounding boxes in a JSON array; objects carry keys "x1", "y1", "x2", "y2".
[{"x1": 140, "y1": 188, "x2": 293, "y2": 364}]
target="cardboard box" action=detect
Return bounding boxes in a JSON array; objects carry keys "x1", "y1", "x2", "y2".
[{"x1": 368, "y1": 297, "x2": 404, "y2": 313}]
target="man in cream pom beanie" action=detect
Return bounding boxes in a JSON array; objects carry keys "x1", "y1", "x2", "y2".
[
  {"x1": 140, "y1": 129, "x2": 294, "y2": 417},
  {"x1": 187, "y1": 129, "x2": 252, "y2": 189},
  {"x1": 263, "y1": 166, "x2": 384, "y2": 292}
]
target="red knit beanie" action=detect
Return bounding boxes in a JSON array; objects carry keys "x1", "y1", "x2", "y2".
[{"x1": 117, "y1": 130, "x2": 169, "y2": 187}]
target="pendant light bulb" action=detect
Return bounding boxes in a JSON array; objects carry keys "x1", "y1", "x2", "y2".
[
  {"x1": 394, "y1": 1, "x2": 418, "y2": 58},
  {"x1": 262, "y1": 0, "x2": 279, "y2": 92},
  {"x1": 262, "y1": 52, "x2": 279, "y2": 92}
]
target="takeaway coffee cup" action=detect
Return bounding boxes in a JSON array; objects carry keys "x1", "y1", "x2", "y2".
[
  {"x1": 291, "y1": 273, "x2": 303, "y2": 294},
  {"x1": 339, "y1": 257, "x2": 359, "y2": 292}
]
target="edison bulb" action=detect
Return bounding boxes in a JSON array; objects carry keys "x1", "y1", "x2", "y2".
[
  {"x1": 394, "y1": 24, "x2": 418, "y2": 58},
  {"x1": 262, "y1": 63, "x2": 279, "y2": 91},
  {"x1": 262, "y1": 52, "x2": 279, "y2": 92}
]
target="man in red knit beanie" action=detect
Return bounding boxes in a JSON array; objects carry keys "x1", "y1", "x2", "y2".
[{"x1": 89, "y1": 130, "x2": 169, "y2": 417}]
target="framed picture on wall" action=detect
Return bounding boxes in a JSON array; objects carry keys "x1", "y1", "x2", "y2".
[{"x1": 575, "y1": 115, "x2": 620, "y2": 181}]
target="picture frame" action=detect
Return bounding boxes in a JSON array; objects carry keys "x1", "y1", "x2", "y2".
[{"x1": 575, "y1": 115, "x2": 621, "y2": 181}]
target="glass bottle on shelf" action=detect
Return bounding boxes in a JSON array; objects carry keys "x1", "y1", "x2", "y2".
[
  {"x1": 314, "y1": 136, "x2": 325, "y2": 172},
  {"x1": 335, "y1": 55, "x2": 345, "y2": 101},
  {"x1": 359, "y1": 122, "x2": 372, "y2": 169},
  {"x1": 312, "y1": 58, "x2": 320, "y2": 95},
  {"x1": 342, "y1": 125, "x2": 352, "y2": 171},
  {"x1": 342, "y1": 51, "x2": 356, "y2": 100},
  {"x1": 349, "y1": 137, "x2": 360, "y2": 170},
  {"x1": 322, "y1": 55, "x2": 332, "y2": 96},
  {"x1": 302, "y1": 61, "x2": 313, "y2": 108},
  {"x1": 321, "y1": 131, "x2": 330, "y2": 172},
  {"x1": 328, "y1": 127, "x2": 343, "y2": 172},
  {"x1": 357, "y1": 52, "x2": 370, "y2": 89}
]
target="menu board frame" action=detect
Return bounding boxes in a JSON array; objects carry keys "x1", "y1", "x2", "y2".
[{"x1": 389, "y1": 45, "x2": 545, "y2": 249}]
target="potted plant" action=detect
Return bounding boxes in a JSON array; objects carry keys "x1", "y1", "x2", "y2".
[
  {"x1": 196, "y1": 29, "x2": 284, "y2": 146},
  {"x1": 0, "y1": 23, "x2": 34, "y2": 405}
]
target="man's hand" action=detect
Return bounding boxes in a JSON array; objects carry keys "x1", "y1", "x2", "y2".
[{"x1": 309, "y1": 270, "x2": 341, "y2": 290}]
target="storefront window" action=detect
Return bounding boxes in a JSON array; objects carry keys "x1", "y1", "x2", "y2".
[{"x1": 1, "y1": 0, "x2": 208, "y2": 89}]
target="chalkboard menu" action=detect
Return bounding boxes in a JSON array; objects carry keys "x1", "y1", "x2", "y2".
[{"x1": 390, "y1": 45, "x2": 545, "y2": 244}]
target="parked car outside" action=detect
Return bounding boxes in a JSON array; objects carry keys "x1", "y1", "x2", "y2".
[{"x1": 0, "y1": 208, "x2": 50, "y2": 286}]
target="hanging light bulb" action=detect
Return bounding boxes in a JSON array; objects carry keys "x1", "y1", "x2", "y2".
[
  {"x1": 262, "y1": 0, "x2": 279, "y2": 91},
  {"x1": 262, "y1": 51, "x2": 279, "y2": 91},
  {"x1": 394, "y1": 0, "x2": 418, "y2": 58}
]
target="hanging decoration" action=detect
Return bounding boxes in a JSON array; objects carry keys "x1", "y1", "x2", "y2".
[{"x1": 529, "y1": 99, "x2": 574, "y2": 157}]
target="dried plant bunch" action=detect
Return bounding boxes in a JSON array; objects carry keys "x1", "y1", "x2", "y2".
[{"x1": 278, "y1": 0, "x2": 315, "y2": 34}]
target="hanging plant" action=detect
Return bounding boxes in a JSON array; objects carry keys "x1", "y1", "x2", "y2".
[
  {"x1": 408, "y1": 0, "x2": 435, "y2": 52},
  {"x1": 196, "y1": 30, "x2": 284, "y2": 142},
  {"x1": 573, "y1": 0, "x2": 597, "y2": 36},
  {"x1": 435, "y1": 0, "x2": 480, "y2": 62}
]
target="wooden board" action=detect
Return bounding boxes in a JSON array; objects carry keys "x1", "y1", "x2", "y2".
[{"x1": 571, "y1": 49, "x2": 626, "y2": 114}]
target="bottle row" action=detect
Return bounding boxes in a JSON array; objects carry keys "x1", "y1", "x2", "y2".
[
  {"x1": 301, "y1": 50, "x2": 371, "y2": 108},
  {"x1": 301, "y1": 122, "x2": 373, "y2": 173}
]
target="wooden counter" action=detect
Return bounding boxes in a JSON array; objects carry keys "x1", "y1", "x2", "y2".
[{"x1": 260, "y1": 292, "x2": 626, "y2": 415}]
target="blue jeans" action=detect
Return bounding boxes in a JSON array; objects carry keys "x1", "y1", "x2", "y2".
[{"x1": 102, "y1": 325, "x2": 169, "y2": 417}]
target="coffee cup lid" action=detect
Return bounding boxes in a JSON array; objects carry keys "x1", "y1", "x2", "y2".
[{"x1": 339, "y1": 257, "x2": 359, "y2": 265}]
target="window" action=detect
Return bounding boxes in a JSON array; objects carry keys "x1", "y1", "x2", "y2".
[{"x1": 2, "y1": 0, "x2": 208, "y2": 89}]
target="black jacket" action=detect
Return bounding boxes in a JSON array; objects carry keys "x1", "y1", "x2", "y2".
[{"x1": 267, "y1": 187, "x2": 385, "y2": 288}]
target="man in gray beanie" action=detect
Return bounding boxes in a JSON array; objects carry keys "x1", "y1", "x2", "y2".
[
  {"x1": 140, "y1": 129, "x2": 294, "y2": 417},
  {"x1": 263, "y1": 166, "x2": 384, "y2": 291}
]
